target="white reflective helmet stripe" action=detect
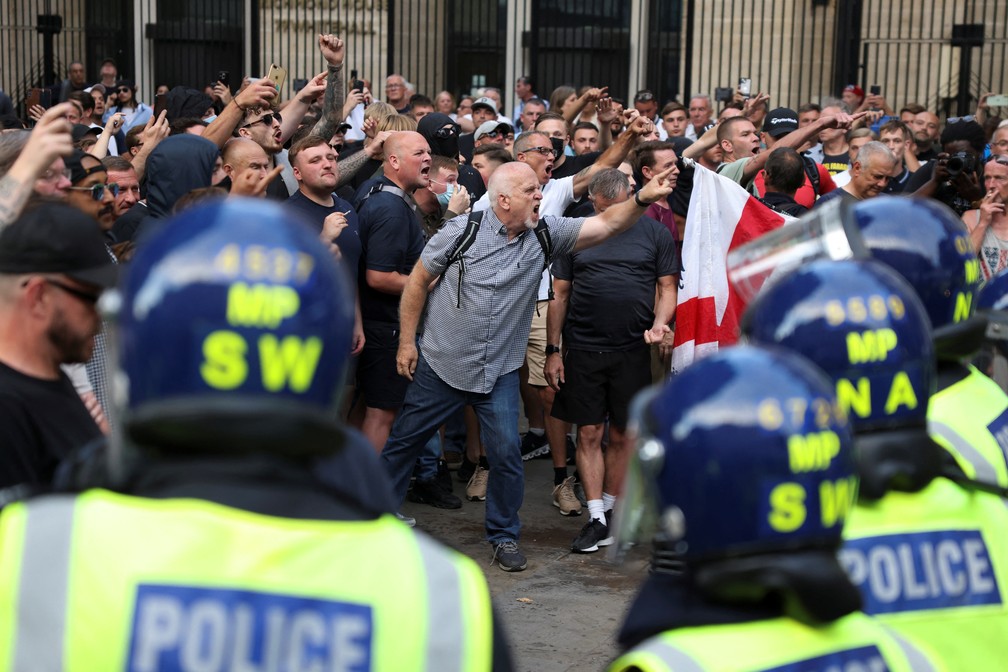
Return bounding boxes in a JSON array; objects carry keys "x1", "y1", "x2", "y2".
[
  {"x1": 13, "y1": 496, "x2": 76, "y2": 671},
  {"x1": 414, "y1": 530, "x2": 467, "y2": 672}
]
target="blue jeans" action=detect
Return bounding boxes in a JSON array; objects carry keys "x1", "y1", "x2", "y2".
[{"x1": 381, "y1": 352, "x2": 523, "y2": 543}]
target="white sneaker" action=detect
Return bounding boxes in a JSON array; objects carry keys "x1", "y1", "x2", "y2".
[{"x1": 395, "y1": 511, "x2": 416, "y2": 527}]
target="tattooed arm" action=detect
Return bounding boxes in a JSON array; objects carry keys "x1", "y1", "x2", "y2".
[{"x1": 311, "y1": 34, "x2": 346, "y2": 140}]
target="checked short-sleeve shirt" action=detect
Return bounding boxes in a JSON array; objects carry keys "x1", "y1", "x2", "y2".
[{"x1": 419, "y1": 208, "x2": 583, "y2": 394}]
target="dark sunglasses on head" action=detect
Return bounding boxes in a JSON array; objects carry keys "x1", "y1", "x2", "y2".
[
  {"x1": 242, "y1": 112, "x2": 281, "y2": 129},
  {"x1": 67, "y1": 183, "x2": 119, "y2": 201},
  {"x1": 990, "y1": 155, "x2": 1008, "y2": 167},
  {"x1": 435, "y1": 124, "x2": 460, "y2": 138},
  {"x1": 948, "y1": 115, "x2": 976, "y2": 124},
  {"x1": 635, "y1": 91, "x2": 655, "y2": 102}
]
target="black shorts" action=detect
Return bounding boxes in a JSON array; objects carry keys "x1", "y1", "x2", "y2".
[
  {"x1": 356, "y1": 322, "x2": 410, "y2": 409},
  {"x1": 550, "y1": 347, "x2": 651, "y2": 428}
]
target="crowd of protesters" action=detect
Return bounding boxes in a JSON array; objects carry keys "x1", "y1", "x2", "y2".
[{"x1": 1, "y1": 32, "x2": 1007, "y2": 572}]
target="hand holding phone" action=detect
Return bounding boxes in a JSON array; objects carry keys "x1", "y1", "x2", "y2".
[
  {"x1": 988, "y1": 94, "x2": 1008, "y2": 107},
  {"x1": 738, "y1": 77, "x2": 752, "y2": 97},
  {"x1": 266, "y1": 64, "x2": 287, "y2": 91}
]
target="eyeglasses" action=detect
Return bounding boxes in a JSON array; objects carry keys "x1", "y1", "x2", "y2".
[
  {"x1": 435, "y1": 124, "x2": 460, "y2": 138},
  {"x1": 992, "y1": 140, "x2": 1008, "y2": 149},
  {"x1": 67, "y1": 183, "x2": 119, "y2": 200},
  {"x1": 386, "y1": 83, "x2": 404, "y2": 89},
  {"x1": 241, "y1": 112, "x2": 281, "y2": 129},
  {"x1": 523, "y1": 146, "x2": 555, "y2": 157},
  {"x1": 948, "y1": 115, "x2": 976, "y2": 124},
  {"x1": 43, "y1": 279, "x2": 102, "y2": 305},
  {"x1": 41, "y1": 167, "x2": 71, "y2": 182}
]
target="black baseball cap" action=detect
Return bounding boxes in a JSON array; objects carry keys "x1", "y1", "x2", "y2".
[
  {"x1": 64, "y1": 149, "x2": 107, "y2": 185},
  {"x1": 0, "y1": 202, "x2": 118, "y2": 287},
  {"x1": 71, "y1": 124, "x2": 102, "y2": 144},
  {"x1": 763, "y1": 107, "x2": 799, "y2": 137}
]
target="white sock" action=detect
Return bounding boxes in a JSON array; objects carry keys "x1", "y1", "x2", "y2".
[
  {"x1": 602, "y1": 492, "x2": 616, "y2": 514},
  {"x1": 587, "y1": 499, "x2": 605, "y2": 525},
  {"x1": 528, "y1": 427, "x2": 544, "y2": 436}
]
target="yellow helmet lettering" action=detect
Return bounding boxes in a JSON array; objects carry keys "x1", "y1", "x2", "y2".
[
  {"x1": 200, "y1": 330, "x2": 248, "y2": 390},
  {"x1": 258, "y1": 335, "x2": 323, "y2": 393},
  {"x1": 883, "y1": 371, "x2": 919, "y2": 415},
  {"x1": 768, "y1": 483, "x2": 807, "y2": 533}
]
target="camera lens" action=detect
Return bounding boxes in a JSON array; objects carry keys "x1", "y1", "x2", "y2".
[{"x1": 946, "y1": 156, "x2": 964, "y2": 178}]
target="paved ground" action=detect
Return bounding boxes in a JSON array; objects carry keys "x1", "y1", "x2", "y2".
[{"x1": 402, "y1": 457, "x2": 650, "y2": 672}]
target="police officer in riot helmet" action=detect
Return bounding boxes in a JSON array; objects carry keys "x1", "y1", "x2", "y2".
[
  {"x1": 609, "y1": 346, "x2": 937, "y2": 671},
  {"x1": 847, "y1": 196, "x2": 1008, "y2": 489},
  {"x1": 743, "y1": 258, "x2": 1008, "y2": 668},
  {"x1": 0, "y1": 198, "x2": 511, "y2": 670},
  {"x1": 974, "y1": 267, "x2": 1008, "y2": 392}
]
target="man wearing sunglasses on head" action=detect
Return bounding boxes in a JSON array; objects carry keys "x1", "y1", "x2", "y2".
[{"x1": 0, "y1": 201, "x2": 117, "y2": 489}]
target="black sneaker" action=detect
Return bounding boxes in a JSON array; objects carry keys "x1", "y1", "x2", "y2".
[
  {"x1": 457, "y1": 456, "x2": 477, "y2": 483},
  {"x1": 565, "y1": 435, "x2": 577, "y2": 465},
  {"x1": 490, "y1": 539, "x2": 527, "y2": 571},
  {"x1": 571, "y1": 519, "x2": 614, "y2": 553},
  {"x1": 435, "y1": 458, "x2": 454, "y2": 493},
  {"x1": 407, "y1": 477, "x2": 462, "y2": 509},
  {"x1": 520, "y1": 431, "x2": 549, "y2": 461}
]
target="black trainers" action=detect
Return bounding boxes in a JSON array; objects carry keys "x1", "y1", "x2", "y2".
[
  {"x1": 520, "y1": 431, "x2": 549, "y2": 461},
  {"x1": 407, "y1": 477, "x2": 462, "y2": 509},
  {"x1": 457, "y1": 456, "x2": 477, "y2": 483},
  {"x1": 571, "y1": 519, "x2": 614, "y2": 553},
  {"x1": 490, "y1": 539, "x2": 527, "y2": 571},
  {"x1": 435, "y1": 458, "x2": 454, "y2": 493}
]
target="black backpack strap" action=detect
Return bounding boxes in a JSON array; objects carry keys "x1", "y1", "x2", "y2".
[
  {"x1": 533, "y1": 219, "x2": 554, "y2": 301},
  {"x1": 443, "y1": 211, "x2": 484, "y2": 308},
  {"x1": 357, "y1": 182, "x2": 416, "y2": 211},
  {"x1": 802, "y1": 156, "x2": 821, "y2": 195}
]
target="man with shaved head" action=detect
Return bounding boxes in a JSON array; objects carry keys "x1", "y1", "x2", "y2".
[
  {"x1": 379, "y1": 157, "x2": 679, "y2": 571},
  {"x1": 352, "y1": 130, "x2": 431, "y2": 462},
  {"x1": 221, "y1": 138, "x2": 272, "y2": 197}
]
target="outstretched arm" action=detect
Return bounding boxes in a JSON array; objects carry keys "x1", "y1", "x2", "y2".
[{"x1": 311, "y1": 34, "x2": 347, "y2": 140}]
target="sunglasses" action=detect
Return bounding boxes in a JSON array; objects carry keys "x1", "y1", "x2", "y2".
[
  {"x1": 43, "y1": 279, "x2": 102, "y2": 305},
  {"x1": 635, "y1": 92, "x2": 655, "y2": 102},
  {"x1": 242, "y1": 112, "x2": 281, "y2": 129},
  {"x1": 116, "y1": 87, "x2": 131, "y2": 93},
  {"x1": 990, "y1": 156, "x2": 1008, "y2": 167},
  {"x1": 435, "y1": 124, "x2": 460, "y2": 138},
  {"x1": 67, "y1": 183, "x2": 119, "y2": 200},
  {"x1": 947, "y1": 115, "x2": 976, "y2": 124}
]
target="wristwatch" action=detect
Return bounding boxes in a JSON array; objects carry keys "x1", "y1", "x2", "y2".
[{"x1": 545, "y1": 344, "x2": 561, "y2": 356}]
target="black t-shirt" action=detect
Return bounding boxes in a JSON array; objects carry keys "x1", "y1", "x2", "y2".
[
  {"x1": 285, "y1": 190, "x2": 362, "y2": 292},
  {"x1": 821, "y1": 152, "x2": 850, "y2": 176},
  {"x1": 760, "y1": 191, "x2": 809, "y2": 217},
  {"x1": 552, "y1": 216, "x2": 680, "y2": 351},
  {"x1": 0, "y1": 362, "x2": 101, "y2": 488},
  {"x1": 884, "y1": 166, "x2": 914, "y2": 194},
  {"x1": 812, "y1": 186, "x2": 858, "y2": 209},
  {"x1": 551, "y1": 151, "x2": 599, "y2": 180},
  {"x1": 353, "y1": 176, "x2": 425, "y2": 325},
  {"x1": 904, "y1": 161, "x2": 976, "y2": 215}
]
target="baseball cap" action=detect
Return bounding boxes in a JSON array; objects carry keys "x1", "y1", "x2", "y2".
[
  {"x1": 471, "y1": 96, "x2": 498, "y2": 113},
  {"x1": 0, "y1": 201, "x2": 118, "y2": 287},
  {"x1": 474, "y1": 120, "x2": 512, "y2": 141},
  {"x1": 64, "y1": 149, "x2": 107, "y2": 185},
  {"x1": 843, "y1": 84, "x2": 864, "y2": 98},
  {"x1": 71, "y1": 124, "x2": 102, "y2": 144},
  {"x1": 763, "y1": 107, "x2": 799, "y2": 137}
]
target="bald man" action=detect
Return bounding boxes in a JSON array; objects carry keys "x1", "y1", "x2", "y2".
[
  {"x1": 351, "y1": 131, "x2": 432, "y2": 457},
  {"x1": 380, "y1": 160, "x2": 678, "y2": 570},
  {"x1": 222, "y1": 138, "x2": 272, "y2": 197}
]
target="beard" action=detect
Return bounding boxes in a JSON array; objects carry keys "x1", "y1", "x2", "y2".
[{"x1": 47, "y1": 310, "x2": 96, "y2": 364}]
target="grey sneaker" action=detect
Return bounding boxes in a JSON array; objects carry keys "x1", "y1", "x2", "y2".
[
  {"x1": 466, "y1": 465, "x2": 489, "y2": 501},
  {"x1": 552, "y1": 476, "x2": 583, "y2": 516},
  {"x1": 395, "y1": 512, "x2": 416, "y2": 527},
  {"x1": 490, "y1": 539, "x2": 527, "y2": 571}
]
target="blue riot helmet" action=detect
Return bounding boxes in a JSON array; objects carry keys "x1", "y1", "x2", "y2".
[
  {"x1": 742, "y1": 259, "x2": 943, "y2": 500},
  {"x1": 612, "y1": 345, "x2": 861, "y2": 619},
  {"x1": 976, "y1": 268, "x2": 1008, "y2": 360},
  {"x1": 103, "y1": 197, "x2": 354, "y2": 461},
  {"x1": 847, "y1": 196, "x2": 985, "y2": 359}
]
